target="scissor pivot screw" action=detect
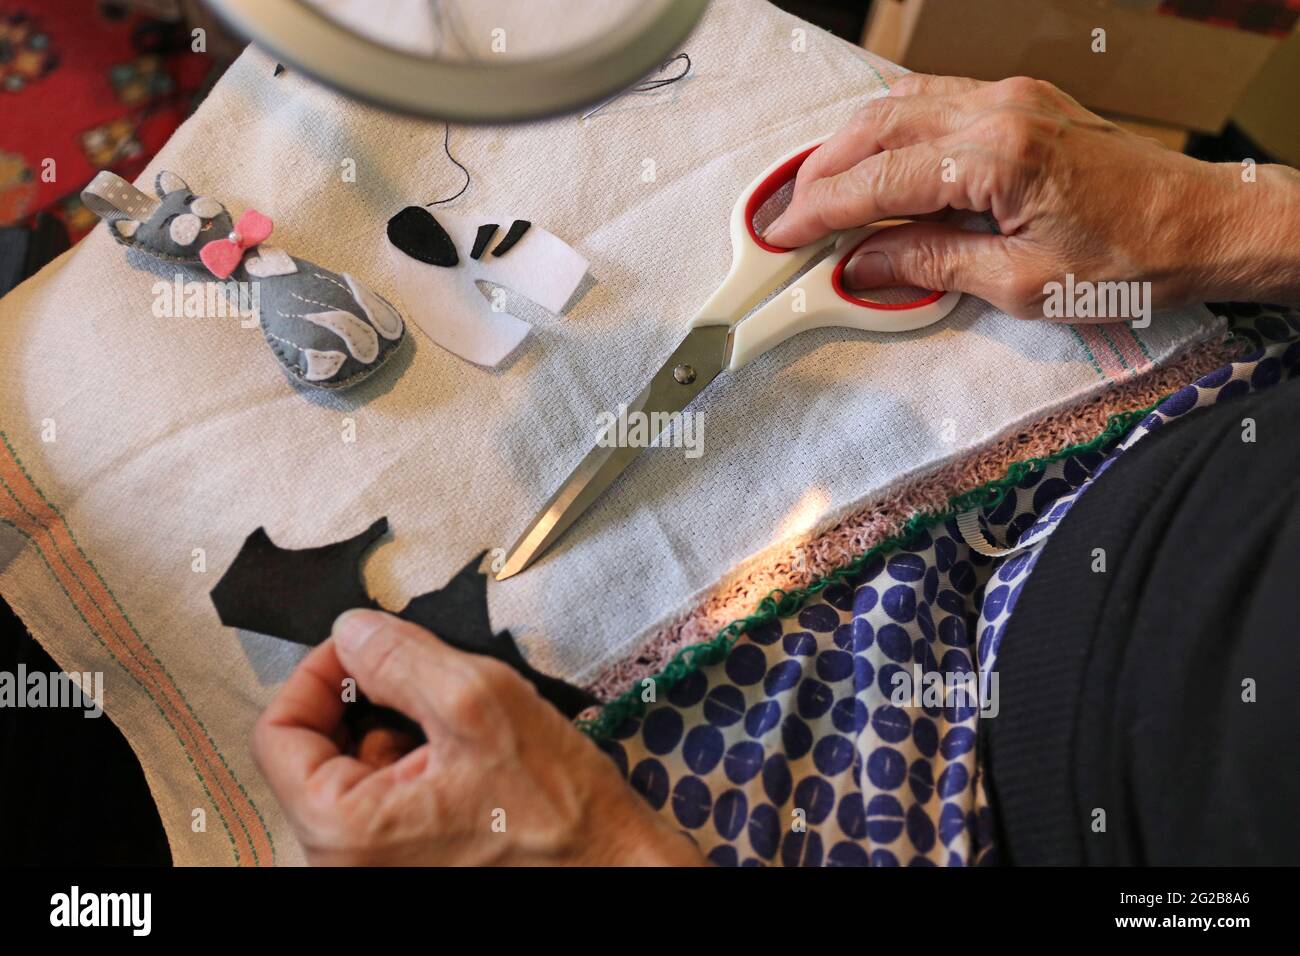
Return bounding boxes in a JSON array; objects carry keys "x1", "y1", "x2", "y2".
[{"x1": 673, "y1": 364, "x2": 697, "y2": 385}]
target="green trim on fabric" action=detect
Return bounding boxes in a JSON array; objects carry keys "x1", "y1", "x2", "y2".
[{"x1": 577, "y1": 399, "x2": 1163, "y2": 741}]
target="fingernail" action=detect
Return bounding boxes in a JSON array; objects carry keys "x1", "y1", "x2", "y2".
[
  {"x1": 762, "y1": 212, "x2": 786, "y2": 242},
  {"x1": 845, "y1": 251, "x2": 893, "y2": 289},
  {"x1": 333, "y1": 608, "x2": 383, "y2": 652}
]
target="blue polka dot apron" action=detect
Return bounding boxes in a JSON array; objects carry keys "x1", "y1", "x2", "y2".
[{"x1": 598, "y1": 304, "x2": 1300, "y2": 866}]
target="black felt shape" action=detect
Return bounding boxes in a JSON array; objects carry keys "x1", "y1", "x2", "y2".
[
  {"x1": 387, "y1": 205, "x2": 458, "y2": 267},
  {"x1": 470, "y1": 223, "x2": 498, "y2": 260},
  {"x1": 491, "y1": 219, "x2": 531, "y2": 257},
  {"x1": 399, "y1": 553, "x2": 598, "y2": 719},
  {"x1": 210, "y1": 519, "x2": 386, "y2": 645},
  {"x1": 210, "y1": 524, "x2": 597, "y2": 720}
]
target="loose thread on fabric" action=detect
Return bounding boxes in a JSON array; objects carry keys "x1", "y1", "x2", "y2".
[
  {"x1": 426, "y1": 122, "x2": 471, "y2": 207},
  {"x1": 581, "y1": 53, "x2": 693, "y2": 120}
]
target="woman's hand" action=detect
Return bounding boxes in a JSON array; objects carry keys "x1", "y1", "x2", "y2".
[
  {"x1": 763, "y1": 74, "x2": 1300, "y2": 318},
  {"x1": 252, "y1": 609, "x2": 705, "y2": 866}
]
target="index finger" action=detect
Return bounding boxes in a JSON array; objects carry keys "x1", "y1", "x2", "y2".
[
  {"x1": 797, "y1": 75, "x2": 987, "y2": 187},
  {"x1": 796, "y1": 94, "x2": 950, "y2": 188},
  {"x1": 252, "y1": 640, "x2": 373, "y2": 807},
  {"x1": 765, "y1": 137, "x2": 970, "y2": 248}
]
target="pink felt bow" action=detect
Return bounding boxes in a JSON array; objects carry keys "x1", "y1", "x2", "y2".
[{"x1": 200, "y1": 209, "x2": 274, "y2": 279}]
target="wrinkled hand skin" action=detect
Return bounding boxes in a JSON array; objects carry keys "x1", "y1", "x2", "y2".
[
  {"x1": 252, "y1": 610, "x2": 705, "y2": 866},
  {"x1": 764, "y1": 74, "x2": 1300, "y2": 319}
]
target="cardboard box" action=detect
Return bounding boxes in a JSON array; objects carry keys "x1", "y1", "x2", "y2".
[
  {"x1": 861, "y1": 0, "x2": 1282, "y2": 133},
  {"x1": 1234, "y1": 26, "x2": 1300, "y2": 166}
]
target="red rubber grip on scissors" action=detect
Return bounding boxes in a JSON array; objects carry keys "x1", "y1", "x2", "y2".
[
  {"x1": 830, "y1": 236, "x2": 945, "y2": 311},
  {"x1": 744, "y1": 145, "x2": 820, "y2": 254},
  {"x1": 745, "y1": 144, "x2": 945, "y2": 311}
]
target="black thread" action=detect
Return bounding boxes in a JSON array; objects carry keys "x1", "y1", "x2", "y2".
[
  {"x1": 583, "y1": 53, "x2": 692, "y2": 119},
  {"x1": 426, "y1": 121, "x2": 471, "y2": 207},
  {"x1": 634, "y1": 52, "x2": 691, "y2": 92}
]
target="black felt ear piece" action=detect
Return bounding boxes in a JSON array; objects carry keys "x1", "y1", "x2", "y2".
[
  {"x1": 470, "y1": 223, "x2": 498, "y2": 260},
  {"x1": 491, "y1": 219, "x2": 531, "y2": 257},
  {"x1": 387, "y1": 205, "x2": 458, "y2": 267}
]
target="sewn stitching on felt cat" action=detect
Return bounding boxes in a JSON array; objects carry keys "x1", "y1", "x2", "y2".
[{"x1": 82, "y1": 170, "x2": 407, "y2": 390}]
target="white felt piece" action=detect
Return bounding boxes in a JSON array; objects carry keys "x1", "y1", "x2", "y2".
[
  {"x1": 190, "y1": 196, "x2": 224, "y2": 219},
  {"x1": 0, "y1": 0, "x2": 1223, "y2": 865},
  {"x1": 343, "y1": 272, "x2": 403, "y2": 340},
  {"x1": 482, "y1": 223, "x2": 589, "y2": 314},
  {"x1": 384, "y1": 211, "x2": 586, "y2": 367},
  {"x1": 114, "y1": 219, "x2": 140, "y2": 238},
  {"x1": 156, "y1": 170, "x2": 189, "y2": 197},
  {"x1": 302, "y1": 348, "x2": 347, "y2": 381},
  {"x1": 299, "y1": 309, "x2": 379, "y2": 363},
  {"x1": 445, "y1": 211, "x2": 589, "y2": 313},
  {"x1": 169, "y1": 213, "x2": 202, "y2": 246},
  {"x1": 386, "y1": 244, "x2": 532, "y2": 367},
  {"x1": 244, "y1": 245, "x2": 297, "y2": 278}
]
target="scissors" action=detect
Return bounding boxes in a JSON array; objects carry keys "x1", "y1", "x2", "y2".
[{"x1": 494, "y1": 139, "x2": 961, "y2": 580}]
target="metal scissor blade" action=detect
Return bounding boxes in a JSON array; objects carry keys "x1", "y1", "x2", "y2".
[{"x1": 495, "y1": 324, "x2": 731, "y2": 581}]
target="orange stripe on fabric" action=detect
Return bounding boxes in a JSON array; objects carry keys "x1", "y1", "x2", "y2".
[
  {"x1": 0, "y1": 443, "x2": 274, "y2": 866},
  {"x1": 1104, "y1": 323, "x2": 1153, "y2": 373},
  {"x1": 1073, "y1": 324, "x2": 1125, "y2": 379}
]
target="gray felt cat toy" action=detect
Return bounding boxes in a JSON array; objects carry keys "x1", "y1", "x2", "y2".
[{"x1": 81, "y1": 170, "x2": 406, "y2": 389}]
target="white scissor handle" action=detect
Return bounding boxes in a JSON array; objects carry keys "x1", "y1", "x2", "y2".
[
  {"x1": 688, "y1": 139, "x2": 838, "y2": 331},
  {"x1": 726, "y1": 223, "x2": 962, "y2": 370},
  {"x1": 688, "y1": 139, "x2": 961, "y2": 371}
]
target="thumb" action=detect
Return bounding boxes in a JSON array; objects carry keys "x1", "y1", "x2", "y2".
[
  {"x1": 331, "y1": 608, "x2": 452, "y2": 734},
  {"x1": 843, "y1": 222, "x2": 1023, "y2": 312}
]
